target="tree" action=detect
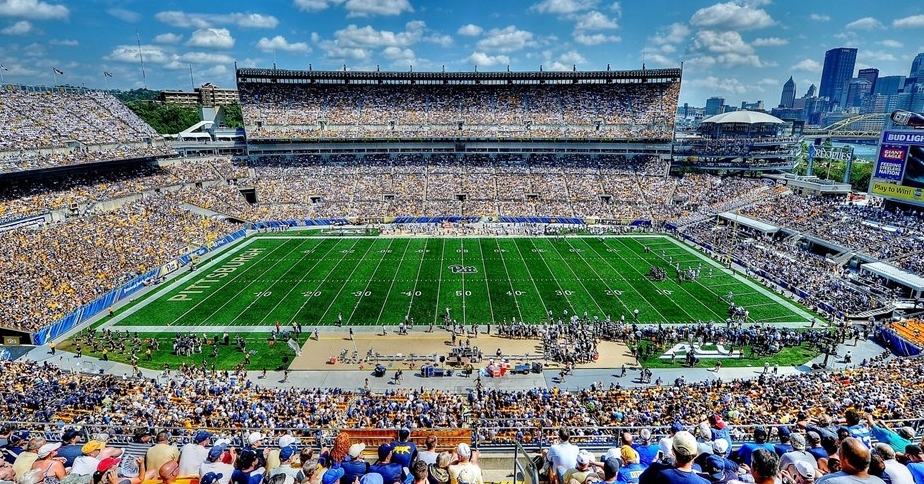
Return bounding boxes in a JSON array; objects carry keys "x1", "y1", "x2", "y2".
[
  {"x1": 221, "y1": 103, "x2": 244, "y2": 128},
  {"x1": 125, "y1": 101, "x2": 201, "y2": 134}
]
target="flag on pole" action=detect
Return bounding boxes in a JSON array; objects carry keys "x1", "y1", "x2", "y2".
[
  {"x1": 104, "y1": 71, "x2": 112, "y2": 78},
  {"x1": 53, "y1": 68, "x2": 64, "y2": 75}
]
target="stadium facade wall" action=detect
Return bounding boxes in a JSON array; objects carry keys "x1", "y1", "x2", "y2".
[{"x1": 33, "y1": 228, "x2": 248, "y2": 345}]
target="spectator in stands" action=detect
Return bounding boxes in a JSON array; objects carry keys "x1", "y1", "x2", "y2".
[
  {"x1": 775, "y1": 427, "x2": 794, "y2": 457},
  {"x1": 2, "y1": 432, "x2": 27, "y2": 462},
  {"x1": 417, "y1": 437, "x2": 438, "y2": 466},
  {"x1": 268, "y1": 446, "x2": 307, "y2": 484},
  {"x1": 13, "y1": 437, "x2": 45, "y2": 480},
  {"x1": 57, "y1": 429, "x2": 84, "y2": 468},
  {"x1": 124, "y1": 429, "x2": 153, "y2": 461},
  {"x1": 200, "y1": 444, "x2": 235, "y2": 484},
  {"x1": 709, "y1": 440, "x2": 738, "y2": 475},
  {"x1": 816, "y1": 438, "x2": 884, "y2": 484},
  {"x1": 266, "y1": 435, "x2": 297, "y2": 475},
  {"x1": 410, "y1": 461, "x2": 428, "y2": 484},
  {"x1": 707, "y1": 415, "x2": 732, "y2": 451},
  {"x1": 779, "y1": 434, "x2": 818, "y2": 475},
  {"x1": 0, "y1": 463, "x2": 14, "y2": 484},
  {"x1": 427, "y1": 453, "x2": 451, "y2": 484},
  {"x1": 178, "y1": 432, "x2": 212, "y2": 476},
  {"x1": 844, "y1": 410, "x2": 872, "y2": 449},
  {"x1": 657, "y1": 423, "x2": 685, "y2": 464},
  {"x1": 733, "y1": 427, "x2": 775, "y2": 467},
  {"x1": 631, "y1": 430, "x2": 659, "y2": 468},
  {"x1": 639, "y1": 431, "x2": 709, "y2": 484},
  {"x1": 230, "y1": 449, "x2": 264, "y2": 484},
  {"x1": 369, "y1": 444, "x2": 403, "y2": 484},
  {"x1": 391, "y1": 429, "x2": 417, "y2": 469},
  {"x1": 749, "y1": 449, "x2": 780, "y2": 484},
  {"x1": 341, "y1": 444, "x2": 369, "y2": 484},
  {"x1": 903, "y1": 445, "x2": 924, "y2": 483},
  {"x1": 618, "y1": 447, "x2": 645, "y2": 484},
  {"x1": 806, "y1": 433, "x2": 827, "y2": 464},
  {"x1": 563, "y1": 450, "x2": 596, "y2": 484},
  {"x1": 871, "y1": 444, "x2": 912, "y2": 484},
  {"x1": 146, "y1": 433, "x2": 179, "y2": 477},
  {"x1": 72, "y1": 441, "x2": 106, "y2": 477},
  {"x1": 548, "y1": 428, "x2": 581, "y2": 482},
  {"x1": 865, "y1": 414, "x2": 913, "y2": 454},
  {"x1": 30, "y1": 443, "x2": 65, "y2": 483},
  {"x1": 698, "y1": 455, "x2": 729, "y2": 484},
  {"x1": 447, "y1": 444, "x2": 481, "y2": 484},
  {"x1": 156, "y1": 461, "x2": 181, "y2": 484}
]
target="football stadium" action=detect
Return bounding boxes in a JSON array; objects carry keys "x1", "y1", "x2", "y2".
[{"x1": 4, "y1": 62, "x2": 924, "y2": 484}]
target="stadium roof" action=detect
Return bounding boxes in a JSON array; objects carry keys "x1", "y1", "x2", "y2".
[
  {"x1": 236, "y1": 67, "x2": 682, "y2": 85},
  {"x1": 702, "y1": 111, "x2": 785, "y2": 125},
  {"x1": 718, "y1": 212, "x2": 780, "y2": 234},
  {"x1": 861, "y1": 262, "x2": 924, "y2": 293}
]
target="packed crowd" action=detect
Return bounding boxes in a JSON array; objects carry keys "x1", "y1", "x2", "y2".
[
  {"x1": 0, "y1": 87, "x2": 171, "y2": 172},
  {"x1": 239, "y1": 82, "x2": 680, "y2": 141}
]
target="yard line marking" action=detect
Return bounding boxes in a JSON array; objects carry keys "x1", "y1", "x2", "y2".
[
  {"x1": 282, "y1": 239, "x2": 351, "y2": 327},
  {"x1": 541, "y1": 238, "x2": 608, "y2": 318},
  {"x1": 509, "y1": 239, "x2": 553, "y2": 318},
  {"x1": 460, "y1": 238, "x2": 467, "y2": 325},
  {"x1": 475, "y1": 239, "x2": 496, "y2": 325},
  {"x1": 372, "y1": 238, "x2": 412, "y2": 325},
  {"x1": 167, "y1": 239, "x2": 303, "y2": 327},
  {"x1": 526, "y1": 238, "x2": 577, "y2": 316},
  {"x1": 405, "y1": 238, "x2": 428, "y2": 321},
  {"x1": 316, "y1": 238, "x2": 382, "y2": 326},
  {"x1": 578, "y1": 238, "x2": 672, "y2": 322},
  {"x1": 433, "y1": 239, "x2": 447, "y2": 326},
  {"x1": 555, "y1": 238, "x2": 630, "y2": 316},
  {"x1": 491, "y1": 237, "x2": 524, "y2": 322}
]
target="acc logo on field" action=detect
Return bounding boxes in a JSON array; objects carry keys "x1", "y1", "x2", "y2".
[{"x1": 449, "y1": 265, "x2": 478, "y2": 273}]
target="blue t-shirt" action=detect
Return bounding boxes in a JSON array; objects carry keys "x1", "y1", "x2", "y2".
[
  {"x1": 848, "y1": 424, "x2": 872, "y2": 448},
  {"x1": 632, "y1": 443, "x2": 660, "y2": 467},
  {"x1": 342, "y1": 458, "x2": 370, "y2": 484},
  {"x1": 735, "y1": 443, "x2": 774, "y2": 466},
  {"x1": 231, "y1": 469, "x2": 264, "y2": 484},
  {"x1": 618, "y1": 463, "x2": 646, "y2": 484},
  {"x1": 368, "y1": 463, "x2": 404, "y2": 484},
  {"x1": 390, "y1": 441, "x2": 417, "y2": 469},
  {"x1": 640, "y1": 463, "x2": 711, "y2": 484},
  {"x1": 56, "y1": 444, "x2": 83, "y2": 468}
]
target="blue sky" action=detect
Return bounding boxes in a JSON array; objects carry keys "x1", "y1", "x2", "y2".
[{"x1": 1, "y1": 0, "x2": 924, "y2": 107}]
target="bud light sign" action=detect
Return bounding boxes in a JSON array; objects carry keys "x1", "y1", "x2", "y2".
[{"x1": 875, "y1": 145, "x2": 907, "y2": 181}]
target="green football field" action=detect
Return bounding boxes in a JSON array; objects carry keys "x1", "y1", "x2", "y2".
[{"x1": 108, "y1": 234, "x2": 813, "y2": 330}]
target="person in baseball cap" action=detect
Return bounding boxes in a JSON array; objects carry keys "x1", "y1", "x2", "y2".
[
  {"x1": 640, "y1": 431, "x2": 709, "y2": 484},
  {"x1": 342, "y1": 444, "x2": 369, "y2": 484},
  {"x1": 369, "y1": 444, "x2": 403, "y2": 484}
]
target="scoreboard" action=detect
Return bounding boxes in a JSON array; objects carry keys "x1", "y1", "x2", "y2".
[{"x1": 869, "y1": 130, "x2": 924, "y2": 206}]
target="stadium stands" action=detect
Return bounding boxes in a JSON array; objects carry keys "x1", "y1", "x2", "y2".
[{"x1": 0, "y1": 86, "x2": 174, "y2": 173}]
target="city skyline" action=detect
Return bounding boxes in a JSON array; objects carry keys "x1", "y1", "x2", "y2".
[{"x1": 1, "y1": 0, "x2": 924, "y2": 106}]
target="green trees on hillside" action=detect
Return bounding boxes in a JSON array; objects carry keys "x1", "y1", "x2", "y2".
[{"x1": 124, "y1": 101, "x2": 202, "y2": 134}]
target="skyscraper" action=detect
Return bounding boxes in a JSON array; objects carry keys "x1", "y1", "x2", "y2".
[
  {"x1": 909, "y1": 52, "x2": 924, "y2": 79},
  {"x1": 780, "y1": 76, "x2": 796, "y2": 108},
  {"x1": 858, "y1": 68, "x2": 879, "y2": 94},
  {"x1": 819, "y1": 47, "x2": 857, "y2": 106}
]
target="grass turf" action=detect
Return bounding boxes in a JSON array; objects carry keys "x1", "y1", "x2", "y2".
[{"x1": 65, "y1": 234, "x2": 816, "y2": 370}]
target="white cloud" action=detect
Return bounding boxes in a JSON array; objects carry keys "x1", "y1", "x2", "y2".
[
  {"x1": 1, "y1": 19, "x2": 31, "y2": 35},
  {"x1": 531, "y1": 0, "x2": 598, "y2": 14},
  {"x1": 573, "y1": 11, "x2": 617, "y2": 31},
  {"x1": 690, "y1": 2, "x2": 775, "y2": 31},
  {"x1": 845, "y1": 17, "x2": 882, "y2": 30},
  {"x1": 382, "y1": 46, "x2": 415, "y2": 62},
  {"x1": 641, "y1": 52, "x2": 674, "y2": 66},
  {"x1": 757, "y1": 78, "x2": 778, "y2": 86},
  {"x1": 187, "y1": 28, "x2": 235, "y2": 49},
  {"x1": 809, "y1": 13, "x2": 830, "y2": 22},
  {"x1": 574, "y1": 33, "x2": 619, "y2": 45},
  {"x1": 465, "y1": 51, "x2": 509, "y2": 67},
  {"x1": 343, "y1": 0, "x2": 412, "y2": 17},
  {"x1": 457, "y1": 24, "x2": 483, "y2": 36},
  {"x1": 293, "y1": 0, "x2": 346, "y2": 12},
  {"x1": 178, "y1": 52, "x2": 235, "y2": 65},
  {"x1": 792, "y1": 58, "x2": 822, "y2": 73},
  {"x1": 752, "y1": 37, "x2": 788, "y2": 47},
  {"x1": 105, "y1": 44, "x2": 174, "y2": 65},
  {"x1": 318, "y1": 21, "x2": 426, "y2": 61},
  {"x1": 893, "y1": 15, "x2": 924, "y2": 28},
  {"x1": 687, "y1": 30, "x2": 765, "y2": 67},
  {"x1": 685, "y1": 76, "x2": 749, "y2": 94},
  {"x1": 650, "y1": 22, "x2": 690, "y2": 45},
  {"x1": 256, "y1": 35, "x2": 311, "y2": 54},
  {"x1": 106, "y1": 8, "x2": 140, "y2": 23},
  {"x1": 0, "y1": 0, "x2": 67, "y2": 20},
  {"x1": 155, "y1": 11, "x2": 278, "y2": 29},
  {"x1": 49, "y1": 38, "x2": 77, "y2": 46},
  {"x1": 879, "y1": 39, "x2": 903, "y2": 48},
  {"x1": 559, "y1": 50, "x2": 586, "y2": 64},
  {"x1": 477, "y1": 26, "x2": 537, "y2": 53},
  {"x1": 154, "y1": 33, "x2": 182, "y2": 44},
  {"x1": 425, "y1": 34, "x2": 453, "y2": 47}
]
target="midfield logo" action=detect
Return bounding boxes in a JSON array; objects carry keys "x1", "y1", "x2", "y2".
[{"x1": 449, "y1": 265, "x2": 478, "y2": 273}]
